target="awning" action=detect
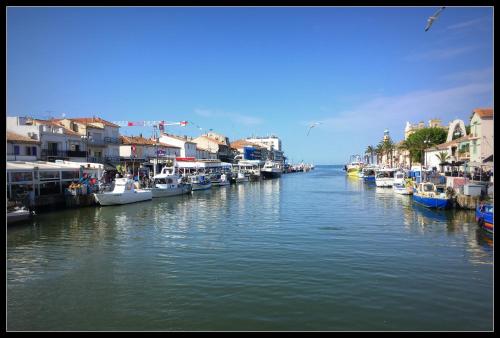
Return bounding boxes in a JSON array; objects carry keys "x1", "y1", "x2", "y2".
[{"x1": 483, "y1": 154, "x2": 493, "y2": 163}]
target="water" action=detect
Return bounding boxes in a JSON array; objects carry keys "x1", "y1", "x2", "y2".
[{"x1": 7, "y1": 165, "x2": 493, "y2": 331}]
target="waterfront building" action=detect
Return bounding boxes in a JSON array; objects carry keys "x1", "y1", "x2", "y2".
[
  {"x1": 469, "y1": 108, "x2": 493, "y2": 170},
  {"x1": 424, "y1": 135, "x2": 470, "y2": 172},
  {"x1": 404, "y1": 119, "x2": 447, "y2": 140},
  {"x1": 158, "y1": 133, "x2": 197, "y2": 158},
  {"x1": 7, "y1": 160, "x2": 103, "y2": 207},
  {"x1": 230, "y1": 139, "x2": 268, "y2": 161},
  {"x1": 245, "y1": 135, "x2": 284, "y2": 163},
  {"x1": 55, "y1": 117, "x2": 121, "y2": 165},
  {"x1": 7, "y1": 116, "x2": 86, "y2": 162},
  {"x1": 7, "y1": 131, "x2": 41, "y2": 162},
  {"x1": 119, "y1": 135, "x2": 181, "y2": 175},
  {"x1": 195, "y1": 146, "x2": 218, "y2": 160},
  {"x1": 192, "y1": 132, "x2": 233, "y2": 162}
]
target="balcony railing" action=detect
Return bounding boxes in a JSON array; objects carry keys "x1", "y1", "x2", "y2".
[
  {"x1": 105, "y1": 156, "x2": 121, "y2": 163},
  {"x1": 87, "y1": 139, "x2": 106, "y2": 147},
  {"x1": 41, "y1": 149, "x2": 88, "y2": 158},
  {"x1": 104, "y1": 136, "x2": 120, "y2": 144}
]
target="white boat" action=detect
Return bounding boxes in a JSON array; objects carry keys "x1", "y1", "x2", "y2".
[
  {"x1": 375, "y1": 168, "x2": 396, "y2": 187},
  {"x1": 94, "y1": 177, "x2": 152, "y2": 205},
  {"x1": 7, "y1": 207, "x2": 32, "y2": 224},
  {"x1": 147, "y1": 167, "x2": 192, "y2": 198},
  {"x1": 235, "y1": 171, "x2": 249, "y2": 183},
  {"x1": 210, "y1": 173, "x2": 230, "y2": 186},
  {"x1": 189, "y1": 174, "x2": 212, "y2": 191},
  {"x1": 393, "y1": 170, "x2": 412, "y2": 195},
  {"x1": 261, "y1": 160, "x2": 282, "y2": 179}
]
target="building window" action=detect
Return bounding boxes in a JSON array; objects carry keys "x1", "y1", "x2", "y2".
[
  {"x1": 32, "y1": 147, "x2": 37, "y2": 156},
  {"x1": 14, "y1": 145, "x2": 20, "y2": 155}
]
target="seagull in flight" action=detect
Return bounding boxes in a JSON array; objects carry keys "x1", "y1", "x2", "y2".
[
  {"x1": 307, "y1": 121, "x2": 322, "y2": 136},
  {"x1": 425, "y1": 7, "x2": 446, "y2": 32}
]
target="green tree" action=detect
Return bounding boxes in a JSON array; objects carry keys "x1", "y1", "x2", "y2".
[
  {"x1": 406, "y1": 127, "x2": 447, "y2": 165},
  {"x1": 382, "y1": 138, "x2": 395, "y2": 168},
  {"x1": 376, "y1": 142, "x2": 385, "y2": 165},
  {"x1": 435, "y1": 151, "x2": 450, "y2": 173}
]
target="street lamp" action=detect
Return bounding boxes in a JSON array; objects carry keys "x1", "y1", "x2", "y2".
[{"x1": 81, "y1": 132, "x2": 92, "y2": 163}]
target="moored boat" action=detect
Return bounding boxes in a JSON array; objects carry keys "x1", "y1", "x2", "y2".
[
  {"x1": 345, "y1": 155, "x2": 364, "y2": 177},
  {"x1": 94, "y1": 177, "x2": 152, "y2": 205},
  {"x1": 147, "y1": 167, "x2": 192, "y2": 198},
  {"x1": 412, "y1": 182, "x2": 453, "y2": 209},
  {"x1": 375, "y1": 168, "x2": 395, "y2": 187},
  {"x1": 189, "y1": 174, "x2": 212, "y2": 191},
  {"x1": 362, "y1": 166, "x2": 377, "y2": 183},
  {"x1": 7, "y1": 207, "x2": 32, "y2": 224},
  {"x1": 393, "y1": 171, "x2": 413, "y2": 195},
  {"x1": 261, "y1": 160, "x2": 282, "y2": 179},
  {"x1": 476, "y1": 204, "x2": 494, "y2": 233}
]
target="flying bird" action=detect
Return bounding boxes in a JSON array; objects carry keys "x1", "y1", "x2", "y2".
[
  {"x1": 425, "y1": 7, "x2": 446, "y2": 32},
  {"x1": 307, "y1": 121, "x2": 322, "y2": 136}
]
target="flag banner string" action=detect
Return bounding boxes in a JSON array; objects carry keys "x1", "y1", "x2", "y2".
[{"x1": 111, "y1": 120, "x2": 188, "y2": 127}]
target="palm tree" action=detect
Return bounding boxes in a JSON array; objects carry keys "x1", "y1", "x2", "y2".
[
  {"x1": 383, "y1": 138, "x2": 395, "y2": 168},
  {"x1": 435, "y1": 151, "x2": 450, "y2": 173},
  {"x1": 376, "y1": 142, "x2": 385, "y2": 166},
  {"x1": 398, "y1": 140, "x2": 414, "y2": 169},
  {"x1": 365, "y1": 145, "x2": 374, "y2": 164}
]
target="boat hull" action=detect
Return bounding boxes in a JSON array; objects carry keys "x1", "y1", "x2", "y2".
[
  {"x1": 476, "y1": 206, "x2": 494, "y2": 233},
  {"x1": 150, "y1": 185, "x2": 191, "y2": 198},
  {"x1": 94, "y1": 190, "x2": 152, "y2": 205},
  {"x1": 363, "y1": 176, "x2": 376, "y2": 182},
  {"x1": 375, "y1": 178, "x2": 394, "y2": 187},
  {"x1": 261, "y1": 170, "x2": 282, "y2": 179},
  {"x1": 7, "y1": 209, "x2": 31, "y2": 224},
  {"x1": 192, "y1": 182, "x2": 212, "y2": 191},
  {"x1": 412, "y1": 193, "x2": 451, "y2": 209}
]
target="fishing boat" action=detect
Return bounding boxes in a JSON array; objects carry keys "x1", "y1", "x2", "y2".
[
  {"x1": 412, "y1": 182, "x2": 453, "y2": 209},
  {"x1": 94, "y1": 176, "x2": 152, "y2": 205},
  {"x1": 261, "y1": 160, "x2": 282, "y2": 179},
  {"x1": 393, "y1": 171, "x2": 413, "y2": 195},
  {"x1": 375, "y1": 168, "x2": 395, "y2": 187},
  {"x1": 345, "y1": 155, "x2": 364, "y2": 177},
  {"x1": 147, "y1": 167, "x2": 192, "y2": 197},
  {"x1": 189, "y1": 174, "x2": 212, "y2": 191},
  {"x1": 235, "y1": 171, "x2": 249, "y2": 183},
  {"x1": 476, "y1": 204, "x2": 494, "y2": 234},
  {"x1": 210, "y1": 172, "x2": 230, "y2": 186},
  {"x1": 362, "y1": 166, "x2": 377, "y2": 183}
]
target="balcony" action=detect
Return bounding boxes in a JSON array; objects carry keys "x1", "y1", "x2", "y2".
[
  {"x1": 105, "y1": 156, "x2": 121, "y2": 163},
  {"x1": 41, "y1": 149, "x2": 69, "y2": 159},
  {"x1": 67, "y1": 150, "x2": 88, "y2": 158},
  {"x1": 86, "y1": 139, "x2": 106, "y2": 147},
  {"x1": 104, "y1": 136, "x2": 120, "y2": 144}
]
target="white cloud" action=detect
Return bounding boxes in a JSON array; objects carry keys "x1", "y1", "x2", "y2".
[
  {"x1": 405, "y1": 45, "x2": 478, "y2": 61},
  {"x1": 314, "y1": 81, "x2": 492, "y2": 143},
  {"x1": 446, "y1": 16, "x2": 491, "y2": 30}
]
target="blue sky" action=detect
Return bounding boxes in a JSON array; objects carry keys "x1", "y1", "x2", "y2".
[{"x1": 7, "y1": 6, "x2": 493, "y2": 164}]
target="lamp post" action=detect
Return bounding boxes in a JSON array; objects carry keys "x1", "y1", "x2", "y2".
[
  {"x1": 422, "y1": 139, "x2": 431, "y2": 168},
  {"x1": 81, "y1": 132, "x2": 92, "y2": 163}
]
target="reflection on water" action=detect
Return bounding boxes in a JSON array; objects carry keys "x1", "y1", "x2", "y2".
[{"x1": 7, "y1": 166, "x2": 492, "y2": 331}]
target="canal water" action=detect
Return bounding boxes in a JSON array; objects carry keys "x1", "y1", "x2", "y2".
[{"x1": 7, "y1": 165, "x2": 493, "y2": 331}]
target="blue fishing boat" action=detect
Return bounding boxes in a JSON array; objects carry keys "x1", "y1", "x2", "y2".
[
  {"x1": 362, "y1": 166, "x2": 377, "y2": 183},
  {"x1": 476, "y1": 204, "x2": 494, "y2": 234},
  {"x1": 412, "y1": 182, "x2": 453, "y2": 209}
]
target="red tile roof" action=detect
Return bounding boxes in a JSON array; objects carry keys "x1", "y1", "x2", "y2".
[
  {"x1": 34, "y1": 119, "x2": 81, "y2": 136},
  {"x1": 57, "y1": 117, "x2": 120, "y2": 128},
  {"x1": 230, "y1": 139, "x2": 261, "y2": 149},
  {"x1": 473, "y1": 108, "x2": 493, "y2": 118},
  {"x1": 7, "y1": 131, "x2": 41, "y2": 144},
  {"x1": 120, "y1": 135, "x2": 181, "y2": 148}
]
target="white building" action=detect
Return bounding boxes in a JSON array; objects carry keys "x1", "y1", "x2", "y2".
[
  {"x1": 158, "y1": 133, "x2": 197, "y2": 158},
  {"x1": 7, "y1": 116, "x2": 86, "y2": 162},
  {"x1": 469, "y1": 108, "x2": 493, "y2": 168},
  {"x1": 7, "y1": 131, "x2": 41, "y2": 161},
  {"x1": 56, "y1": 117, "x2": 121, "y2": 164}
]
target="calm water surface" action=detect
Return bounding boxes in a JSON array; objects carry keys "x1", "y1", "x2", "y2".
[{"x1": 7, "y1": 165, "x2": 493, "y2": 331}]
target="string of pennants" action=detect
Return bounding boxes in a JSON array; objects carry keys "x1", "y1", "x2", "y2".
[{"x1": 112, "y1": 120, "x2": 188, "y2": 131}]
